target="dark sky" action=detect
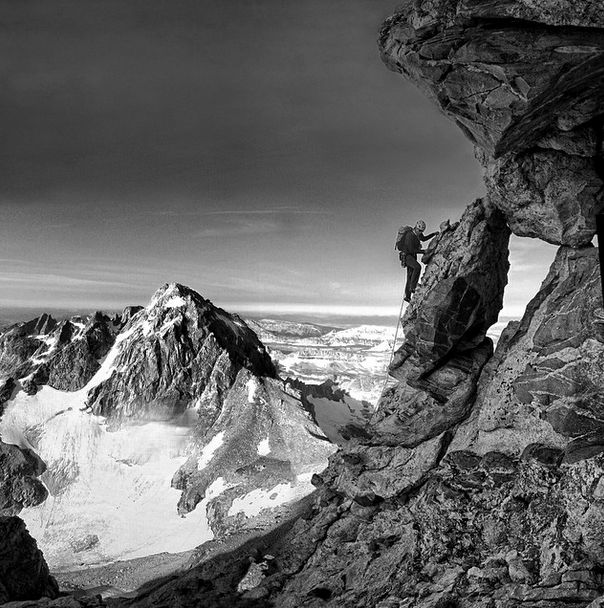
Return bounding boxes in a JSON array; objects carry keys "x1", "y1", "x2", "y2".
[{"x1": 0, "y1": 0, "x2": 554, "y2": 319}]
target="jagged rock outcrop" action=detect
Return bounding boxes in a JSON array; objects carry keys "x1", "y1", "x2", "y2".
[
  {"x1": 379, "y1": 0, "x2": 604, "y2": 246},
  {"x1": 372, "y1": 197, "x2": 509, "y2": 447},
  {"x1": 0, "y1": 441, "x2": 47, "y2": 515},
  {"x1": 173, "y1": 373, "x2": 336, "y2": 533},
  {"x1": 0, "y1": 517, "x2": 59, "y2": 604},
  {"x1": 451, "y1": 245, "x2": 604, "y2": 457},
  {"x1": 45, "y1": 312, "x2": 117, "y2": 391},
  {"x1": 0, "y1": 377, "x2": 16, "y2": 411},
  {"x1": 0, "y1": 312, "x2": 119, "y2": 392},
  {"x1": 0, "y1": 327, "x2": 45, "y2": 379},
  {"x1": 0, "y1": 441, "x2": 57, "y2": 604}
]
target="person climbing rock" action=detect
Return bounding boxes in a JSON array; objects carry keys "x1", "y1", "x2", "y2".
[{"x1": 395, "y1": 220, "x2": 438, "y2": 302}]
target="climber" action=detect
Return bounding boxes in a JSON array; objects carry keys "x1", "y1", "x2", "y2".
[{"x1": 396, "y1": 220, "x2": 438, "y2": 302}]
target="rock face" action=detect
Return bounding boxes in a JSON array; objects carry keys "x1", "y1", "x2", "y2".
[
  {"x1": 372, "y1": 197, "x2": 510, "y2": 448},
  {"x1": 379, "y1": 0, "x2": 604, "y2": 246},
  {"x1": 451, "y1": 245, "x2": 604, "y2": 457},
  {"x1": 0, "y1": 441, "x2": 57, "y2": 603},
  {"x1": 0, "y1": 517, "x2": 59, "y2": 604},
  {"x1": 0, "y1": 441, "x2": 47, "y2": 516},
  {"x1": 0, "y1": 312, "x2": 120, "y2": 393}
]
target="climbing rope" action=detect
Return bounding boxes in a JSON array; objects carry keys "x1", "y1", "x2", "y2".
[{"x1": 380, "y1": 279, "x2": 407, "y2": 397}]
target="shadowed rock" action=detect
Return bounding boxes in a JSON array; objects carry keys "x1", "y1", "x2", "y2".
[
  {"x1": 0, "y1": 441, "x2": 47, "y2": 516},
  {"x1": 0, "y1": 517, "x2": 59, "y2": 604}
]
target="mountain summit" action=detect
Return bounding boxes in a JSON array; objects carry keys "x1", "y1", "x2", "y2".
[
  {"x1": 86, "y1": 282, "x2": 276, "y2": 426},
  {"x1": 0, "y1": 283, "x2": 336, "y2": 569}
]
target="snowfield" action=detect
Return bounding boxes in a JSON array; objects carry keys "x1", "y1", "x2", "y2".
[{"x1": 0, "y1": 381, "x2": 215, "y2": 569}]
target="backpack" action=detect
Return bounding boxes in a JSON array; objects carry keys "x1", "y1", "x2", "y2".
[{"x1": 395, "y1": 226, "x2": 413, "y2": 253}]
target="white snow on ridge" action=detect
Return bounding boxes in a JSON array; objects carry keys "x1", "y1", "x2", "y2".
[
  {"x1": 197, "y1": 431, "x2": 225, "y2": 470},
  {"x1": 257, "y1": 438, "x2": 270, "y2": 456},
  {"x1": 83, "y1": 325, "x2": 138, "y2": 392},
  {"x1": 164, "y1": 296, "x2": 187, "y2": 309},
  {"x1": 247, "y1": 377, "x2": 259, "y2": 403}
]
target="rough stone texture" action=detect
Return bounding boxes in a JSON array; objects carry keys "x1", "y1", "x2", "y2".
[
  {"x1": 46, "y1": 313, "x2": 117, "y2": 391},
  {"x1": 0, "y1": 327, "x2": 43, "y2": 379},
  {"x1": 0, "y1": 442, "x2": 56, "y2": 605},
  {"x1": 315, "y1": 432, "x2": 449, "y2": 503},
  {"x1": 173, "y1": 372, "x2": 336, "y2": 529},
  {"x1": 371, "y1": 198, "x2": 509, "y2": 447},
  {"x1": 0, "y1": 376, "x2": 16, "y2": 411},
  {"x1": 0, "y1": 441, "x2": 48, "y2": 516},
  {"x1": 86, "y1": 283, "x2": 276, "y2": 425},
  {"x1": 0, "y1": 517, "x2": 59, "y2": 604},
  {"x1": 0, "y1": 313, "x2": 119, "y2": 392},
  {"x1": 46, "y1": 340, "x2": 101, "y2": 391},
  {"x1": 451, "y1": 245, "x2": 604, "y2": 456},
  {"x1": 379, "y1": 0, "x2": 604, "y2": 245}
]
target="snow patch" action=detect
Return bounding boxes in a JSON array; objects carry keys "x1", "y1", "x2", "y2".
[
  {"x1": 164, "y1": 296, "x2": 187, "y2": 309},
  {"x1": 247, "y1": 377, "x2": 259, "y2": 403},
  {"x1": 227, "y1": 473, "x2": 314, "y2": 518},
  {"x1": 206, "y1": 476, "x2": 230, "y2": 499},
  {"x1": 83, "y1": 325, "x2": 137, "y2": 392},
  {"x1": 257, "y1": 438, "x2": 270, "y2": 456},
  {"x1": 197, "y1": 431, "x2": 224, "y2": 470}
]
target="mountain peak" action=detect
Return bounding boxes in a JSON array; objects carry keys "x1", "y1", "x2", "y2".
[
  {"x1": 147, "y1": 282, "x2": 200, "y2": 309},
  {"x1": 86, "y1": 283, "x2": 277, "y2": 423}
]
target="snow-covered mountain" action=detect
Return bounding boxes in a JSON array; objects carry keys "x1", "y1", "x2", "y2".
[
  {"x1": 0, "y1": 284, "x2": 338, "y2": 570},
  {"x1": 250, "y1": 320, "x2": 399, "y2": 405}
]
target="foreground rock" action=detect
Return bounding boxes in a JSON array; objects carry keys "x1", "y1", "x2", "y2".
[
  {"x1": 0, "y1": 517, "x2": 59, "y2": 604},
  {"x1": 0, "y1": 441, "x2": 57, "y2": 604},
  {"x1": 379, "y1": 0, "x2": 604, "y2": 246},
  {"x1": 451, "y1": 245, "x2": 604, "y2": 456},
  {"x1": 371, "y1": 197, "x2": 509, "y2": 449}
]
